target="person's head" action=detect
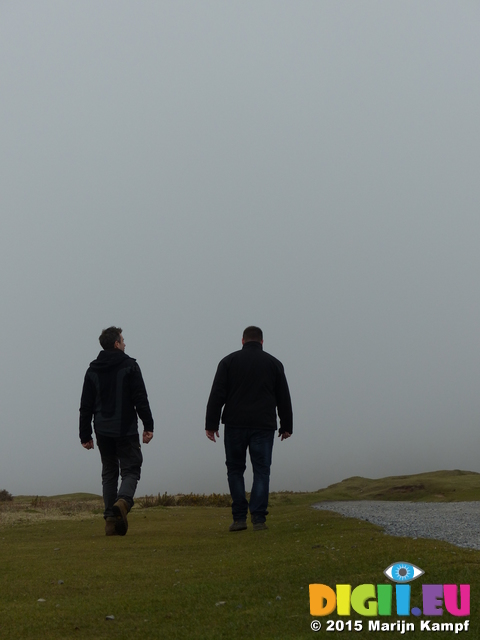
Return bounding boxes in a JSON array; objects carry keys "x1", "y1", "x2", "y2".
[
  {"x1": 242, "y1": 326, "x2": 263, "y2": 344},
  {"x1": 99, "y1": 326, "x2": 125, "y2": 351}
]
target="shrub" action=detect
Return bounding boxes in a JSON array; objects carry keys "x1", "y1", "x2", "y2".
[
  {"x1": 0, "y1": 489, "x2": 13, "y2": 502},
  {"x1": 137, "y1": 492, "x2": 231, "y2": 508}
]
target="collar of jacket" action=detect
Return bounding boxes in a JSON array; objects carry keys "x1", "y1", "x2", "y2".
[
  {"x1": 89, "y1": 349, "x2": 132, "y2": 369},
  {"x1": 242, "y1": 341, "x2": 263, "y2": 350}
]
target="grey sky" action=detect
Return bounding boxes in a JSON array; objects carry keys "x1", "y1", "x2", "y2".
[{"x1": 1, "y1": 1, "x2": 479, "y2": 497}]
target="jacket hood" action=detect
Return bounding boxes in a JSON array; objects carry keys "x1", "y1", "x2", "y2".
[{"x1": 89, "y1": 350, "x2": 134, "y2": 372}]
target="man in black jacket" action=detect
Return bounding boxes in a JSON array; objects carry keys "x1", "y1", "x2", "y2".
[
  {"x1": 79, "y1": 327, "x2": 154, "y2": 536},
  {"x1": 205, "y1": 326, "x2": 292, "y2": 531}
]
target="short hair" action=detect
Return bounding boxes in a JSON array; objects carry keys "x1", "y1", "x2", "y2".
[
  {"x1": 243, "y1": 326, "x2": 263, "y2": 342},
  {"x1": 99, "y1": 326, "x2": 123, "y2": 350}
]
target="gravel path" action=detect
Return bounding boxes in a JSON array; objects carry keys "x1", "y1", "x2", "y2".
[{"x1": 312, "y1": 501, "x2": 480, "y2": 549}]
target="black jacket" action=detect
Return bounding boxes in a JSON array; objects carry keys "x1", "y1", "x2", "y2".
[
  {"x1": 205, "y1": 341, "x2": 293, "y2": 434},
  {"x1": 79, "y1": 350, "x2": 154, "y2": 443}
]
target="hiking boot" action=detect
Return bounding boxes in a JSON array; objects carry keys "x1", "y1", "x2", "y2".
[
  {"x1": 229, "y1": 520, "x2": 247, "y2": 532},
  {"x1": 112, "y1": 498, "x2": 129, "y2": 536},
  {"x1": 253, "y1": 522, "x2": 268, "y2": 531},
  {"x1": 105, "y1": 517, "x2": 118, "y2": 536}
]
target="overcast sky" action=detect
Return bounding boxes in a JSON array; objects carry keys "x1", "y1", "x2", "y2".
[{"x1": 1, "y1": 1, "x2": 480, "y2": 498}]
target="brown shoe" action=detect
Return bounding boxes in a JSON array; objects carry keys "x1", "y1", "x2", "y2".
[
  {"x1": 112, "y1": 499, "x2": 129, "y2": 536},
  {"x1": 105, "y1": 517, "x2": 118, "y2": 536},
  {"x1": 229, "y1": 520, "x2": 247, "y2": 532},
  {"x1": 253, "y1": 522, "x2": 268, "y2": 531}
]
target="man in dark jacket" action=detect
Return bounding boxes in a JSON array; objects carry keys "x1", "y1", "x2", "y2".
[
  {"x1": 79, "y1": 326, "x2": 154, "y2": 536},
  {"x1": 205, "y1": 326, "x2": 293, "y2": 531}
]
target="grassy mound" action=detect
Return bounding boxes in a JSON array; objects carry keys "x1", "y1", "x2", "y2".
[{"x1": 315, "y1": 469, "x2": 480, "y2": 502}]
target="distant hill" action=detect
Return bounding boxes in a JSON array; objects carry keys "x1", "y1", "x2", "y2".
[
  {"x1": 13, "y1": 492, "x2": 102, "y2": 503},
  {"x1": 315, "y1": 469, "x2": 480, "y2": 502}
]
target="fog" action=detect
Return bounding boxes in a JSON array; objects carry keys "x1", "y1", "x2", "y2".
[{"x1": 1, "y1": 1, "x2": 479, "y2": 497}]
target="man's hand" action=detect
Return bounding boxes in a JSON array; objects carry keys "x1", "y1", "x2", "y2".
[
  {"x1": 279, "y1": 432, "x2": 291, "y2": 441},
  {"x1": 143, "y1": 431, "x2": 154, "y2": 444},
  {"x1": 82, "y1": 440, "x2": 94, "y2": 450},
  {"x1": 206, "y1": 430, "x2": 219, "y2": 443}
]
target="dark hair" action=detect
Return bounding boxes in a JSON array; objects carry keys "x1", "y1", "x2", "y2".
[
  {"x1": 99, "y1": 326, "x2": 123, "y2": 350},
  {"x1": 243, "y1": 326, "x2": 263, "y2": 342}
]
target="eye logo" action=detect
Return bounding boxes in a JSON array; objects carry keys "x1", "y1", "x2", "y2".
[{"x1": 384, "y1": 562, "x2": 424, "y2": 583}]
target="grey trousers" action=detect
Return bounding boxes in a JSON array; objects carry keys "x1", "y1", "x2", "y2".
[{"x1": 96, "y1": 434, "x2": 143, "y2": 518}]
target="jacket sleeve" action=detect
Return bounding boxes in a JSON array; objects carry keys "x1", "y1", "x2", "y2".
[
  {"x1": 79, "y1": 372, "x2": 95, "y2": 443},
  {"x1": 131, "y1": 363, "x2": 154, "y2": 431},
  {"x1": 275, "y1": 366, "x2": 293, "y2": 434},
  {"x1": 205, "y1": 360, "x2": 228, "y2": 431}
]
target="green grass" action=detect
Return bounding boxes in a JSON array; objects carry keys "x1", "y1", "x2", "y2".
[
  {"x1": 0, "y1": 478, "x2": 479, "y2": 639},
  {"x1": 313, "y1": 469, "x2": 480, "y2": 502}
]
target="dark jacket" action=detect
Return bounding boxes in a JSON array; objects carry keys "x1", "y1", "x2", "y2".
[
  {"x1": 205, "y1": 341, "x2": 293, "y2": 434},
  {"x1": 79, "y1": 350, "x2": 154, "y2": 443}
]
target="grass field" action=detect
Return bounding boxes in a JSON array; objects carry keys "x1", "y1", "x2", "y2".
[{"x1": 0, "y1": 472, "x2": 478, "y2": 639}]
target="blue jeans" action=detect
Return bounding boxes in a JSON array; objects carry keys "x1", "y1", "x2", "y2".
[
  {"x1": 96, "y1": 434, "x2": 143, "y2": 518},
  {"x1": 224, "y1": 427, "x2": 275, "y2": 523}
]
